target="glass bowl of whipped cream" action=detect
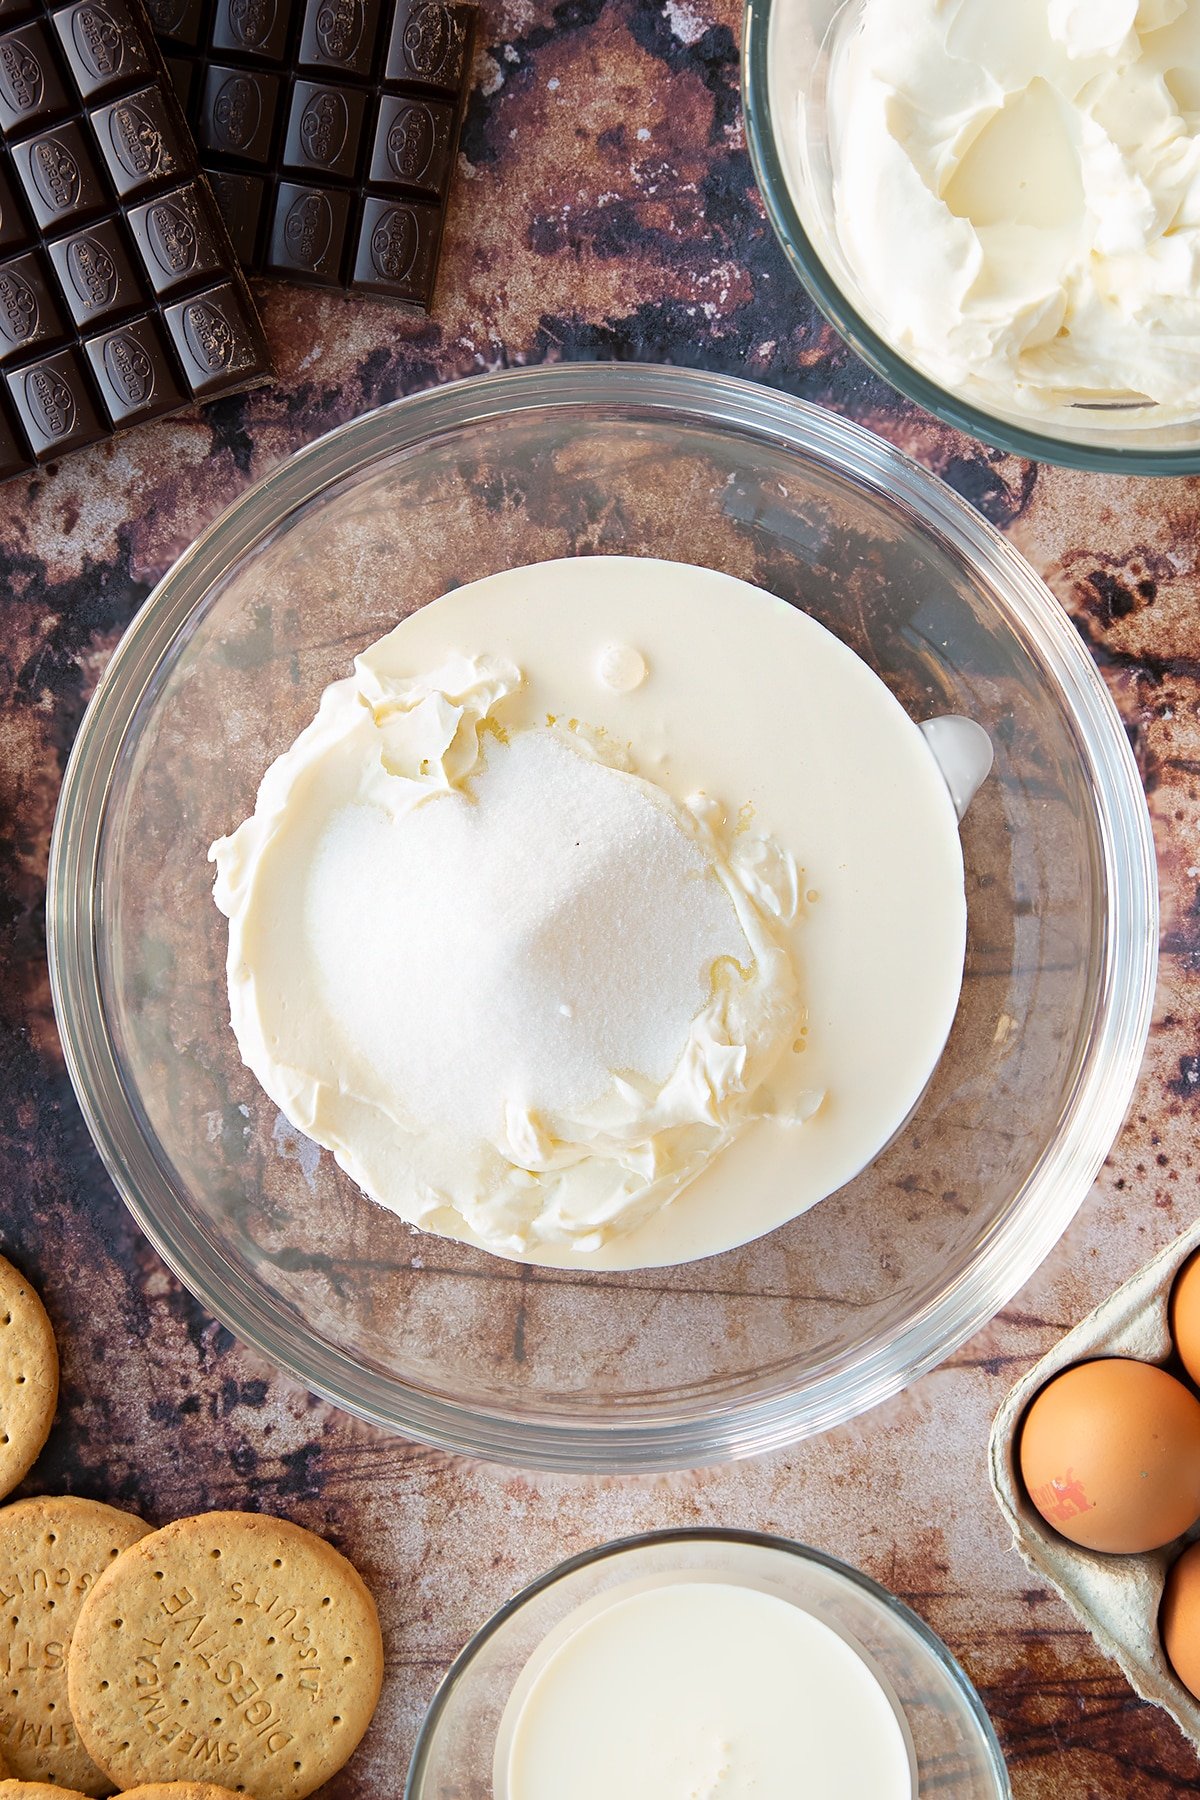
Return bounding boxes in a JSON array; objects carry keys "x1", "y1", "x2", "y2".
[
  {"x1": 48, "y1": 363, "x2": 1156, "y2": 1470},
  {"x1": 744, "y1": 0, "x2": 1200, "y2": 471},
  {"x1": 408, "y1": 1529, "x2": 1009, "y2": 1799}
]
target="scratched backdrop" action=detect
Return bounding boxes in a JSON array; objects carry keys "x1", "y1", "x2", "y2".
[{"x1": 2, "y1": 0, "x2": 1199, "y2": 1794}]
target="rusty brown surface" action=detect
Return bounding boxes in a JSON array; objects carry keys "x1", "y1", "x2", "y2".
[{"x1": 1, "y1": 0, "x2": 1199, "y2": 1793}]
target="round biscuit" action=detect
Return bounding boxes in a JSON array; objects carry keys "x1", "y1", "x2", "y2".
[
  {"x1": 68, "y1": 1512, "x2": 382, "y2": 1800},
  {"x1": 0, "y1": 1261, "x2": 58, "y2": 1502},
  {"x1": 0, "y1": 1497, "x2": 151, "y2": 1794}
]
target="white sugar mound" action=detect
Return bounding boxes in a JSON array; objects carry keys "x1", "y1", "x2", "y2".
[{"x1": 304, "y1": 729, "x2": 751, "y2": 1144}]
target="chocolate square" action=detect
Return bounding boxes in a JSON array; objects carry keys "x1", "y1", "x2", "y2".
[
  {"x1": 91, "y1": 84, "x2": 192, "y2": 197},
  {"x1": 369, "y1": 93, "x2": 453, "y2": 197},
  {"x1": 7, "y1": 341, "x2": 104, "y2": 457},
  {"x1": 163, "y1": 276, "x2": 264, "y2": 394},
  {"x1": 54, "y1": 0, "x2": 155, "y2": 101},
  {"x1": 0, "y1": 22, "x2": 69, "y2": 133},
  {"x1": 0, "y1": 248, "x2": 63, "y2": 359},
  {"x1": 13, "y1": 121, "x2": 105, "y2": 229},
  {"x1": 128, "y1": 179, "x2": 229, "y2": 296},
  {"x1": 50, "y1": 217, "x2": 142, "y2": 323},
  {"x1": 197, "y1": 62, "x2": 279, "y2": 164},
  {"x1": 351, "y1": 193, "x2": 440, "y2": 304},
  {"x1": 84, "y1": 310, "x2": 182, "y2": 422},
  {"x1": 383, "y1": 0, "x2": 470, "y2": 94},
  {"x1": 283, "y1": 81, "x2": 366, "y2": 181},
  {"x1": 265, "y1": 180, "x2": 350, "y2": 283},
  {"x1": 163, "y1": 50, "x2": 195, "y2": 110},
  {"x1": 206, "y1": 165, "x2": 264, "y2": 262},
  {"x1": 297, "y1": 0, "x2": 383, "y2": 78},
  {"x1": 209, "y1": 0, "x2": 288, "y2": 62},
  {"x1": 142, "y1": 0, "x2": 204, "y2": 47}
]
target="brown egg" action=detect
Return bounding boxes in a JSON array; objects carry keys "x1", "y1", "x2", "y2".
[
  {"x1": 1162, "y1": 1540, "x2": 1200, "y2": 1699},
  {"x1": 1019, "y1": 1358, "x2": 1200, "y2": 1554},
  {"x1": 1170, "y1": 1249, "x2": 1200, "y2": 1389}
]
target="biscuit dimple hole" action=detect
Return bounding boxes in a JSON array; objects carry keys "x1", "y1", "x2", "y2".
[
  {"x1": 272, "y1": 1558, "x2": 282, "y2": 1569},
  {"x1": 293, "y1": 1762, "x2": 302, "y2": 1772},
  {"x1": 173, "y1": 1661, "x2": 181, "y2": 1670},
  {"x1": 321, "y1": 1595, "x2": 331, "y2": 1605},
  {"x1": 275, "y1": 1672, "x2": 283, "y2": 1683},
  {"x1": 1, "y1": 1436, "x2": 10, "y2": 1446},
  {"x1": 211, "y1": 1548, "x2": 222, "y2": 1559},
  {"x1": 112, "y1": 1618, "x2": 123, "y2": 1629},
  {"x1": 267, "y1": 1635, "x2": 275, "y2": 1645},
  {"x1": 154, "y1": 1570, "x2": 163, "y2": 1581},
  {"x1": 46, "y1": 1532, "x2": 55, "y2": 1544},
  {"x1": 15, "y1": 1375, "x2": 24, "y2": 1385},
  {"x1": 2, "y1": 1313, "x2": 10, "y2": 1326},
  {"x1": 343, "y1": 1655, "x2": 353, "y2": 1666},
  {"x1": 234, "y1": 1616, "x2": 243, "y2": 1626},
  {"x1": 332, "y1": 1715, "x2": 341, "y2": 1725},
  {"x1": 120, "y1": 1741, "x2": 129, "y2": 1752},
  {"x1": 47, "y1": 1701, "x2": 54, "y2": 1712},
  {"x1": 100, "y1": 1681, "x2": 109, "y2": 1691},
  {"x1": 212, "y1": 1716, "x2": 222, "y2": 1726},
  {"x1": 180, "y1": 1697, "x2": 189, "y2": 1709}
]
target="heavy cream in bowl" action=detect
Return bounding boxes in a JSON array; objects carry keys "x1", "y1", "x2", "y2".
[{"x1": 210, "y1": 556, "x2": 981, "y2": 1272}]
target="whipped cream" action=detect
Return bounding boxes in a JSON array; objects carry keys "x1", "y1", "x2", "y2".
[
  {"x1": 828, "y1": 0, "x2": 1200, "y2": 421},
  {"x1": 211, "y1": 645, "x2": 808, "y2": 1260}
]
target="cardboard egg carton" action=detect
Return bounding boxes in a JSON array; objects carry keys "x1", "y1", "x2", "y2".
[{"x1": 989, "y1": 1219, "x2": 1200, "y2": 1748}]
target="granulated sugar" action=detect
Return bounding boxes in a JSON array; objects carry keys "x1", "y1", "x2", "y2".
[{"x1": 304, "y1": 728, "x2": 751, "y2": 1144}]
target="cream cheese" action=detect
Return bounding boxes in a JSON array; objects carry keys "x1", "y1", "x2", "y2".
[{"x1": 829, "y1": 0, "x2": 1200, "y2": 421}]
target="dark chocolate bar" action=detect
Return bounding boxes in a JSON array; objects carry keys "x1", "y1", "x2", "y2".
[
  {"x1": 148, "y1": 0, "x2": 475, "y2": 309},
  {"x1": 0, "y1": 0, "x2": 270, "y2": 479}
]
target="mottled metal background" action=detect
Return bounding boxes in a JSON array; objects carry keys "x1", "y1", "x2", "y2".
[{"x1": 1, "y1": 0, "x2": 1198, "y2": 1793}]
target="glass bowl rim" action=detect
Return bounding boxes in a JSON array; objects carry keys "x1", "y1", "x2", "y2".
[
  {"x1": 741, "y1": 0, "x2": 1200, "y2": 475},
  {"x1": 46, "y1": 360, "x2": 1158, "y2": 1472},
  {"x1": 403, "y1": 1524, "x2": 1012, "y2": 1798}
]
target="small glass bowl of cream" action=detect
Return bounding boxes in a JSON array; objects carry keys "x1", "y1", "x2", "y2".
[
  {"x1": 406, "y1": 1529, "x2": 1010, "y2": 1800},
  {"x1": 743, "y1": 0, "x2": 1200, "y2": 472}
]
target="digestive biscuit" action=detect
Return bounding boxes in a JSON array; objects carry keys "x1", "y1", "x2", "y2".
[{"x1": 68, "y1": 1513, "x2": 382, "y2": 1800}]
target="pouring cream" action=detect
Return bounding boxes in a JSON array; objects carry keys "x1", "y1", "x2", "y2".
[{"x1": 495, "y1": 1577, "x2": 916, "y2": 1800}]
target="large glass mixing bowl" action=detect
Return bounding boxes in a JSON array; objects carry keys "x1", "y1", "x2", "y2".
[
  {"x1": 47, "y1": 363, "x2": 1157, "y2": 1471},
  {"x1": 743, "y1": 0, "x2": 1200, "y2": 473}
]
